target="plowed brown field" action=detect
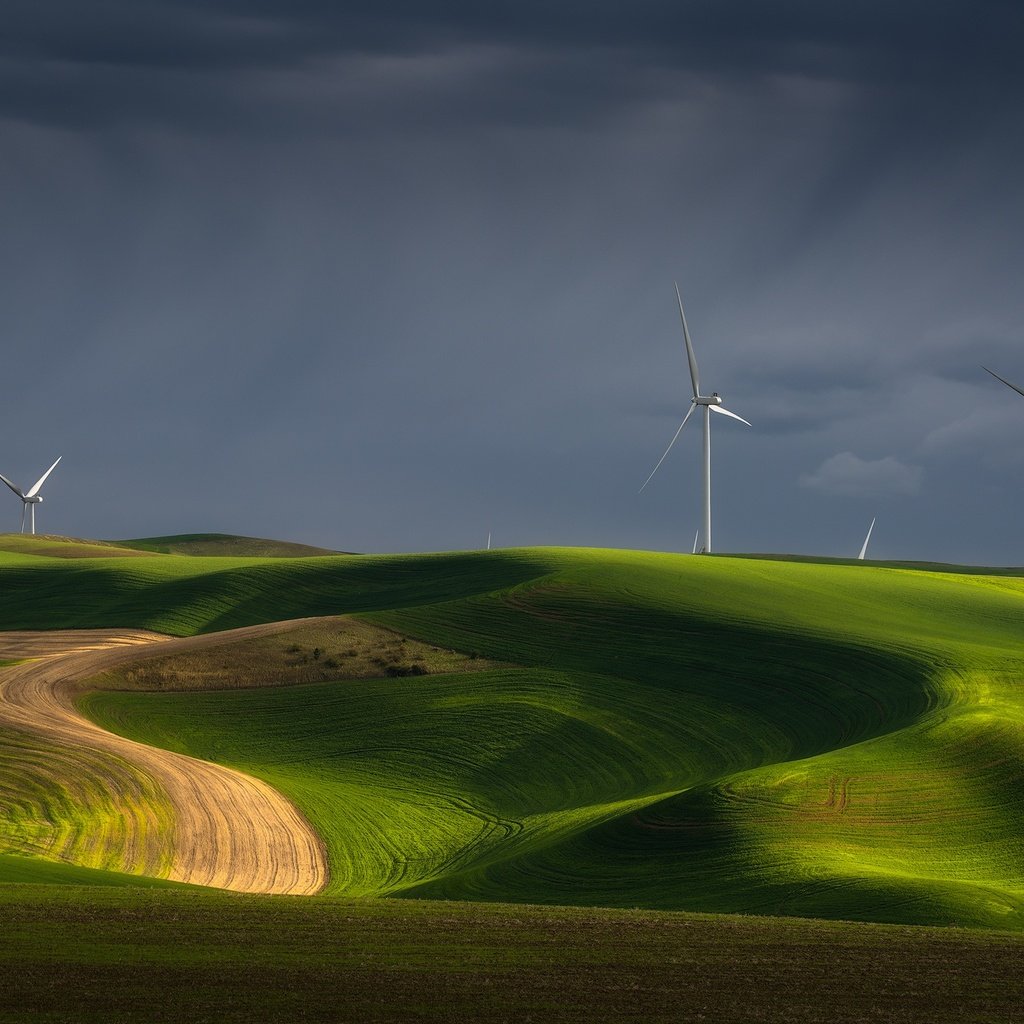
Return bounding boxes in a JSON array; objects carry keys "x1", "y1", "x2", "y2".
[{"x1": 0, "y1": 623, "x2": 330, "y2": 894}]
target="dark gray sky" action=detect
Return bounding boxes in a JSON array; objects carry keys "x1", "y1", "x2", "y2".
[{"x1": 2, "y1": 1, "x2": 1023, "y2": 562}]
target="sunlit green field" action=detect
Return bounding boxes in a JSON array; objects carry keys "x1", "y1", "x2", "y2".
[{"x1": 0, "y1": 541, "x2": 1010, "y2": 929}]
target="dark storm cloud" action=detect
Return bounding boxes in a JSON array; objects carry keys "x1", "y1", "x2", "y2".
[
  {"x1": 7, "y1": 1, "x2": 1023, "y2": 81},
  {"x1": 2, "y1": 1, "x2": 1022, "y2": 133},
  {"x1": 1, "y1": 2, "x2": 1022, "y2": 565}
]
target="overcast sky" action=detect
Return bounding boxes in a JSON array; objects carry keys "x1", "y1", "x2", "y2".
[{"x1": 2, "y1": 1, "x2": 1023, "y2": 563}]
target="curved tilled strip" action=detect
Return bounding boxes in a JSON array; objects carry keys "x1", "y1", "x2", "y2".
[{"x1": 0, "y1": 623, "x2": 330, "y2": 894}]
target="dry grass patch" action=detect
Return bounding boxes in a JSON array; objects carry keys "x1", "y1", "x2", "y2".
[
  {"x1": 0, "y1": 534, "x2": 154, "y2": 559},
  {"x1": 115, "y1": 533, "x2": 340, "y2": 557},
  {"x1": 101, "y1": 617, "x2": 504, "y2": 692}
]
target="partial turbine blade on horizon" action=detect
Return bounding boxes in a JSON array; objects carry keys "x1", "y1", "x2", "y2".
[
  {"x1": 858, "y1": 517, "x2": 876, "y2": 560},
  {"x1": 640, "y1": 402, "x2": 696, "y2": 493},
  {"x1": 709, "y1": 405, "x2": 752, "y2": 426},
  {"x1": 983, "y1": 366, "x2": 1024, "y2": 399},
  {"x1": 692, "y1": 530, "x2": 699, "y2": 554},
  {"x1": 25, "y1": 456, "x2": 61, "y2": 498},
  {"x1": 674, "y1": 283, "x2": 701, "y2": 399},
  {"x1": 0, "y1": 472, "x2": 25, "y2": 498}
]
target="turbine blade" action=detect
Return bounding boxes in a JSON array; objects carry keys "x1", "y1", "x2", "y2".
[
  {"x1": 692, "y1": 530, "x2": 699, "y2": 554},
  {"x1": 983, "y1": 366, "x2": 1024, "y2": 399},
  {"x1": 710, "y1": 405, "x2": 752, "y2": 426},
  {"x1": 20, "y1": 503, "x2": 26, "y2": 533},
  {"x1": 858, "y1": 517, "x2": 876, "y2": 560},
  {"x1": 675, "y1": 283, "x2": 700, "y2": 399},
  {"x1": 25, "y1": 456, "x2": 61, "y2": 498},
  {"x1": 639, "y1": 403, "x2": 696, "y2": 493},
  {"x1": 0, "y1": 472, "x2": 25, "y2": 498}
]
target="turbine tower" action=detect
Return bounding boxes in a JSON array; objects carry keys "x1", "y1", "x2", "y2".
[
  {"x1": 983, "y1": 366, "x2": 1024, "y2": 399},
  {"x1": 641, "y1": 284, "x2": 750, "y2": 553},
  {"x1": 0, "y1": 457, "x2": 62, "y2": 535},
  {"x1": 858, "y1": 517, "x2": 876, "y2": 560}
]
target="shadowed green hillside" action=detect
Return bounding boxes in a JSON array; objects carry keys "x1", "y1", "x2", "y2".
[
  {"x1": 0, "y1": 548, "x2": 550, "y2": 634},
  {"x1": 59, "y1": 547, "x2": 1024, "y2": 930}
]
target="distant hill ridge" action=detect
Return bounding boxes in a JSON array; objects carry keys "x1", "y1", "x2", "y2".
[
  {"x1": 0, "y1": 532, "x2": 344, "y2": 558},
  {"x1": 0, "y1": 534, "x2": 153, "y2": 558},
  {"x1": 116, "y1": 533, "x2": 343, "y2": 557}
]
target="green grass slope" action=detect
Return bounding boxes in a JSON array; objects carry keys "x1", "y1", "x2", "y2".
[
  {"x1": 64, "y1": 547, "x2": 1024, "y2": 929},
  {"x1": 0, "y1": 722, "x2": 174, "y2": 881},
  {"x1": 0, "y1": 855, "x2": 184, "y2": 888}
]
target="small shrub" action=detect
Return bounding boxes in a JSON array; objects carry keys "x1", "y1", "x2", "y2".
[
  {"x1": 312, "y1": 647, "x2": 322, "y2": 661},
  {"x1": 385, "y1": 663, "x2": 428, "y2": 678}
]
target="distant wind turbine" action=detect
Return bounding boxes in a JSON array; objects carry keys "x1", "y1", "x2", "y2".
[
  {"x1": 0, "y1": 457, "x2": 62, "y2": 535},
  {"x1": 983, "y1": 365, "x2": 1024, "y2": 399},
  {"x1": 858, "y1": 517, "x2": 876, "y2": 560},
  {"x1": 640, "y1": 284, "x2": 751, "y2": 554},
  {"x1": 487, "y1": 531, "x2": 492, "y2": 551}
]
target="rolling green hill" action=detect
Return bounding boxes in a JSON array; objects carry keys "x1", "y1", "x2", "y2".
[
  {"x1": 0, "y1": 547, "x2": 547, "y2": 634},
  {"x1": 1, "y1": 543, "x2": 1011, "y2": 930}
]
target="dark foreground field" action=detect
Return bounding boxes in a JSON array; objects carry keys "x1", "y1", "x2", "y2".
[{"x1": 1, "y1": 884, "x2": 1020, "y2": 1024}]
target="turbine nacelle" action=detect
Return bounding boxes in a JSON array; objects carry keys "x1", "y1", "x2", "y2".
[{"x1": 695, "y1": 393, "x2": 723, "y2": 407}]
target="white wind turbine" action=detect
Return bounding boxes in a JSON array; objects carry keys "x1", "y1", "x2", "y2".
[
  {"x1": 0, "y1": 457, "x2": 62, "y2": 535},
  {"x1": 857, "y1": 517, "x2": 876, "y2": 560},
  {"x1": 640, "y1": 284, "x2": 750, "y2": 554}
]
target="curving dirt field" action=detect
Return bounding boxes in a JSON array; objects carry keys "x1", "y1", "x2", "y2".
[{"x1": 0, "y1": 623, "x2": 331, "y2": 894}]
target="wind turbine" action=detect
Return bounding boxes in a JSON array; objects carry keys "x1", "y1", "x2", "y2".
[
  {"x1": 0, "y1": 457, "x2": 62, "y2": 535},
  {"x1": 858, "y1": 517, "x2": 875, "y2": 560},
  {"x1": 983, "y1": 366, "x2": 1024, "y2": 399},
  {"x1": 640, "y1": 284, "x2": 750, "y2": 554}
]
